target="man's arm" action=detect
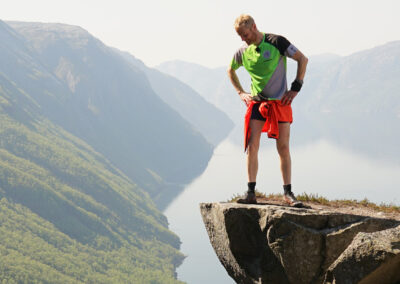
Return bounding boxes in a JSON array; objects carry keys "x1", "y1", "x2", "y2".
[
  {"x1": 227, "y1": 66, "x2": 253, "y2": 105},
  {"x1": 281, "y1": 50, "x2": 308, "y2": 105},
  {"x1": 292, "y1": 50, "x2": 308, "y2": 82}
]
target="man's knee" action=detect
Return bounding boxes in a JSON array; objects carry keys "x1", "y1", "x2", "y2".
[
  {"x1": 277, "y1": 143, "x2": 290, "y2": 157},
  {"x1": 248, "y1": 139, "x2": 260, "y2": 155}
]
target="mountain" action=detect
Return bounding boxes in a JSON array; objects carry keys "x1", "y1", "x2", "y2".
[
  {"x1": 6, "y1": 21, "x2": 215, "y2": 208},
  {"x1": 116, "y1": 52, "x2": 234, "y2": 146},
  {"x1": 0, "y1": 19, "x2": 184, "y2": 282},
  {"x1": 0, "y1": 19, "x2": 229, "y2": 282},
  {"x1": 297, "y1": 41, "x2": 400, "y2": 114}
]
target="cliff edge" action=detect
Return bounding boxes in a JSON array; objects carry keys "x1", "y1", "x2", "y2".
[{"x1": 200, "y1": 202, "x2": 400, "y2": 284}]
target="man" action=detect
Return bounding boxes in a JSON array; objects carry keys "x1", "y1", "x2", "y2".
[{"x1": 227, "y1": 14, "x2": 308, "y2": 206}]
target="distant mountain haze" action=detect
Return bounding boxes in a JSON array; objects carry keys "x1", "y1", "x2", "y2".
[
  {"x1": 156, "y1": 59, "x2": 251, "y2": 124},
  {"x1": 297, "y1": 41, "x2": 400, "y2": 114},
  {"x1": 157, "y1": 60, "x2": 227, "y2": 105},
  {"x1": 116, "y1": 51, "x2": 234, "y2": 146}
]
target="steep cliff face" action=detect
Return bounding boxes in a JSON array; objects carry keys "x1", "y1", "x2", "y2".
[{"x1": 200, "y1": 203, "x2": 400, "y2": 284}]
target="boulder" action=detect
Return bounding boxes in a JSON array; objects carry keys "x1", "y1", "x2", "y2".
[
  {"x1": 324, "y1": 225, "x2": 400, "y2": 284},
  {"x1": 200, "y1": 202, "x2": 400, "y2": 284}
]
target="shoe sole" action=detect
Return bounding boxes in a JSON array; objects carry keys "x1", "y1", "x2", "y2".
[
  {"x1": 283, "y1": 197, "x2": 303, "y2": 208},
  {"x1": 237, "y1": 198, "x2": 257, "y2": 204}
]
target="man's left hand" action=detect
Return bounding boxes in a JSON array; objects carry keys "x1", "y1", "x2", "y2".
[{"x1": 281, "y1": 90, "x2": 298, "y2": 105}]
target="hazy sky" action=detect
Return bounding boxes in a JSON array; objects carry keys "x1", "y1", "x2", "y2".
[{"x1": 3, "y1": 0, "x2": 400, "y2": 68}]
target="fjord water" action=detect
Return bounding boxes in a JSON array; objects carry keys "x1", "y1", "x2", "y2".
[{"x1": 164, "y1": 114, "x2": 400, "y2": 284}]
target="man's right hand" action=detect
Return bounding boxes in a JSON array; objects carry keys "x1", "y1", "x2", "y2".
[
  {"x1": 239, "y1": 91, "x2": 253, "y2": 106},
  {"x1": 227, "y1": 67, "x2": 252, "y2": 106}
]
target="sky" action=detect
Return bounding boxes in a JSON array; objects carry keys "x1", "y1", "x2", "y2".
[{"x1": 2, "y1": 0, "x2": 400, "y2": 68}]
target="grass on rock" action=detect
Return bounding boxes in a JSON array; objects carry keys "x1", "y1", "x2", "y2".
[{"x1": 229, "y1": 192, "x2": 400, "y2": 214}]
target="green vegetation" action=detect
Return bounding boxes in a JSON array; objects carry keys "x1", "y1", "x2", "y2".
[
  {"x1": 0, "y1": 198, "x2": 183, "y2": 283},
  {"x1": 0, "y1": 114, "x2": 184, "y2": 282}
]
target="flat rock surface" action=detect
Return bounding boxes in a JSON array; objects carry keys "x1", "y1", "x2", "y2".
[{"x1": 253, "y1": 197, "x2": 400, "y2": 221}]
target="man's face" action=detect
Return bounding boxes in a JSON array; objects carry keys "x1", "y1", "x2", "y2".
[{"x1": 236, "y1": 24, "x2": 257, "y2": 45}]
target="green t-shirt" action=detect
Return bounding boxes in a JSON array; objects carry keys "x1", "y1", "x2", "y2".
[{"x1": 230, "y1": 33, "x2": 298, "y2": 100}]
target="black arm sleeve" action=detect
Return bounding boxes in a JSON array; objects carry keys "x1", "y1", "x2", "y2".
[{"x1": 265, "y1": 34, "x2": 291, "y2": 56}]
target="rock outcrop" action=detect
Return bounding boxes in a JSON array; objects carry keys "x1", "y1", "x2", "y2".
[{"x1": 200, "y1": 202, "x2": 400, "y2": 284}]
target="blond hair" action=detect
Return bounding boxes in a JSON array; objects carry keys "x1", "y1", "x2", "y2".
[{"x1": 234, "y1": 14, "x2": 255, "y2": 30}]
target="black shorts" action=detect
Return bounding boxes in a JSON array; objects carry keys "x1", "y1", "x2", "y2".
[{"x1": 250, "y1": 103, "x2": 266, "y2": 121}]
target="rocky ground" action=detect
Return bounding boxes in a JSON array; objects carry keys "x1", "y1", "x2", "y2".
[{"x1": 200, "y1": 200, "x2": 400, "y2": 284}]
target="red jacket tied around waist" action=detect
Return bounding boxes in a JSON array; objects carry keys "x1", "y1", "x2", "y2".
[{"x1": 244, "y1": 100, "x2": 293, "y2": 152}]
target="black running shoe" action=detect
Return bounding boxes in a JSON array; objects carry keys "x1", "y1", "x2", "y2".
[
  {"x1": 283, "y1": 191, "x2": 303, "y2": 207},
  {"x1": 237, "y1": 191, "x2": 257, "y2": 204}
]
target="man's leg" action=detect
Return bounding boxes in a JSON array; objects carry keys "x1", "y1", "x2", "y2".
[
  {"x1": 247, "y1": 119, "x2": 265, "y2": 182},
  {"x1": 276, "y1": 122, "x2": 291, "y2": 185},
  {"x1": 237, "y1": 119, "x2": 264, "y2": 204},
  {"x1": 276, "y1": 122, "x2": 301, "y2": 206}
]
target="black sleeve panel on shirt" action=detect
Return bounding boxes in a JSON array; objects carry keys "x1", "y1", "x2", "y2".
[
  {"x1": 265, "y1": 33, "x2": 291, "y2": 56},
  {"x1": 233, "y1": 48, "x2": 243, "y2": 65}
]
